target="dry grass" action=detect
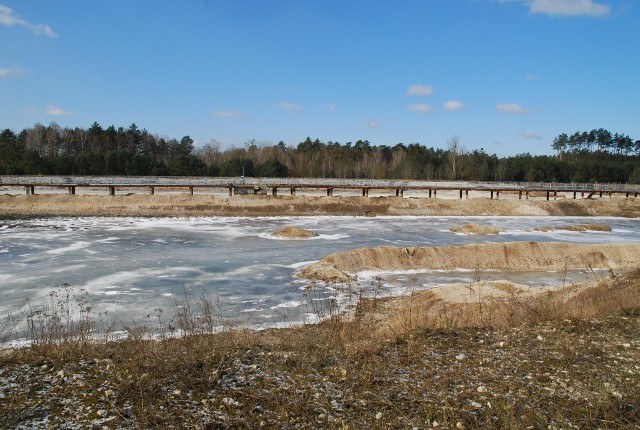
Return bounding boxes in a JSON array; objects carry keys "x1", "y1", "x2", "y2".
[{"x1": 1, "y1": 271, "x2": 640, "y2": 428}]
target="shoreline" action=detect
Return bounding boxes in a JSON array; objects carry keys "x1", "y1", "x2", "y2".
[{"x1": 1, "y1": 193, "x2": 639, "y2": 218}]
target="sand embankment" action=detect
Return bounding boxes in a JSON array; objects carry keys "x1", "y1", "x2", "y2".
[
  {"x1": 449, "y1": 223, "x2": 503, "y2": 235},
  {"x1": 271, "y1": 226, "x2": 319, "y2": 238},
  {"x1": 298, "y1": 241, "x2": 640, "y2": 283},
  {"x1": 1, "y1": 194, "x2": 639, "y2": 218}
]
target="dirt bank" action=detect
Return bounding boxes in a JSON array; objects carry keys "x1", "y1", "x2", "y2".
[
  {"x1": 1, "y1": 194, "x2": 639, "y2": 218},
  {"x1": 298, "y1": 241, "x2": 640, "y2": 283},
  {"x1": 449, "y1": 223, "x2": 503, "y2": 235},
  {"x1": 271, "y1": 226, "x2": 319, "y2": 238}
]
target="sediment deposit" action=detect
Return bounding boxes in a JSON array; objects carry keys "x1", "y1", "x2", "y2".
[
  {"x1": 298, "y1": 241, "x2": 640, "y2": 283},
  {"x1": 1, "y1": 194, "x2": 639, "y2": 218}
]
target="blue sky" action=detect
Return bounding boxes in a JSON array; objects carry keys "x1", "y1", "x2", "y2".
[{"x1": 1, "y1": 0, "x2": 638, "y2": 155}]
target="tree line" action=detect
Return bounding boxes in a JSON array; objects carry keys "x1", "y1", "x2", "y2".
[{"x1": 1, "y1": 122, "x2": 639, "y2": 184}]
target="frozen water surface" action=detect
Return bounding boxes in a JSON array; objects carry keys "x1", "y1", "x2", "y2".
[{"x1": 1, "y1": 216, "x2": 638, "y2": 328}]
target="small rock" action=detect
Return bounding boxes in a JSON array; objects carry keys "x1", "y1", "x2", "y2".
[
  {"x1": 498, "y1": 341, "x2": 506, "y2": 347},
  {"x1": 537, "y1": 335, "x2": 544, "y2": 341},
  {"x1": 375, "y1": 412, "x2": 383, "y2": 420},
  {"x1": 477, "y1": 385, "x2": 487, "y2": 393},
  {"x1": 622, "y1": 343, "x2": 631, "y2": 348},
  {"x1": 456, "y1": 353, "x2": 466, "y2": 361},
  {"x1": 470, "y1": 400, "x2": 482, "y2": 409},
  {"x1": 97, "y1": 409, "x2": 108, "y2": 417},
  {"x1": 456, "y1": 422, "x2": 465, "y2": 429}
]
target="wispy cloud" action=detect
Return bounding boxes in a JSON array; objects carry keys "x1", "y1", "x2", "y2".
[
  {"x1": 524, "y1": 74, "x2": 540, "y2": 80},
  {"x1": 407, "y1": 103, "x2": 434, "y2": 114},
  {"x1": 529, "y1": 0, "x2": 610, "y2": 17},
  {"x1": 405, "y1": 84, "x2": 434, "y2": 96},
  {"x1": 326, "y1": 103, "x2": 336, "y2": 110},
  {"x1": 278, "y1": 102, "x2": 302, "y2": 112},
  {"x1": 443, "y1": 100, "x2": 465, "y2": 111},
  {"x1": 45, "y1": 104, "x2": 72, "y2": 116},
  {"x1": 501, "y1": 0, "x2": 611, "y2": 17},
  {"x1": 0, "y1": 5, "x2": 57, "y2": 37},
  {"x1": 0, "y1": 66, "x2": 25, "y2": 78},
  {"x1": 213, "y1": 110, "x2": 243, "y2": 118},
  {"x1": 363, "y1": 118, "x2": 382, "y2": 129},
  {"x1": 519, "y1": 130, "x2": 543, "y2": 140},
  {"x1": 497, "y1": 103, "x2": 531, "y2": 115}
]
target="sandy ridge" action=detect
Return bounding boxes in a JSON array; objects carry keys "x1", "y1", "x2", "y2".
[
  {"x1": 1, "y1": 194, "x2": 639, "y2": 218},
  {"x1": 298, "y1": 241, "x2": 640, "y2": 283}
]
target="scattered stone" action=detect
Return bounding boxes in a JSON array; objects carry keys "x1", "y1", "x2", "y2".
[
  {"x1": 456, "y1": 353, "x2": 467, "y2": 361},
  {"x1": 477, "y1": 385, "x2": 487, "y2": 393},
  {"x1": 450, "y1": 223, "x2": 503, "y2": 235},
  {"x1": 375, "y1": 412, "x2": 383, "y2": 420}
]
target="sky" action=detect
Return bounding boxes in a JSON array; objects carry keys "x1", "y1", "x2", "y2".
[{"x1": 1, "y1": 0, "x2": 639, "y2": 156}]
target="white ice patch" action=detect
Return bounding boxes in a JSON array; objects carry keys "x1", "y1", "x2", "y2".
[
  {"x1": 270, "y1": 300, "x2": 303, "y2": 310},
  {"x1": 45, "y1": 241, "x2": 92, "y2": 255}
]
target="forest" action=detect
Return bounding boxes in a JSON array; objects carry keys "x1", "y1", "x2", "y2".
[{"x1": 1, "y1": 122, "x2": 639, "y2": 184}]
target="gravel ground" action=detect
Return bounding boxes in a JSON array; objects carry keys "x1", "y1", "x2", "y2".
[{"x1": 1, "y1": 316, "x2": 639, "y2": 429}]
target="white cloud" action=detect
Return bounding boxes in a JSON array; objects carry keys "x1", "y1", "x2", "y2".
[
  {"x1": 363, "y1": 118, "x2": 382, "y2": 129},
  {"x1": 45, "y1": 104, "x2": 72, "y2": 116},
  {"x1": 0, "y1": 66, "x2": 25, "y2": 78},
  {"x1": 529, "y1": 0, "x2": 610, "y2": 17},
  {"x1": 0, "y1": 5, "x2": 57, "y2": 37},
  {"x1": 443, "y1": 100, "x2": 465, "y2": 111},
  {"x1": 524, "y1": 74, "x2": 540, "y2": 80},
  {"x1": 519, "y1": 130, "x2": 543, "y2": 140},
  {"x1": 405, "y1": 84, "x2": 434, "y2": 96},
  {"x1": 407, "y1": 103, "x2": 434, "y2": 114},
  {"x1": 278, "y1": 102, "x2": 302, "y2": 112},
  {"x1": 326, "y1": 103, "x2": 336, "y2": 110},
  {"x1": 213, "y1": 110, "x2": 243, "y2": 118},
  {"x1": 497, "y1": 103, "x2": 531, "y2": 115}
]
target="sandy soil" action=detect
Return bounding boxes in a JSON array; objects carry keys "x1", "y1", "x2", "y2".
[
  {"x1": 271, "y1": 226, "x2": 319, "y2": 238},
  {"x1": 298, "y1": 241, "x2": 640, "y2": 283},
  {"x1": 1, "y1": 193, "x2": 639, "y2": 218},
  {"x1": 449, "y1": 223, "x2": 503, "y2": 235}
]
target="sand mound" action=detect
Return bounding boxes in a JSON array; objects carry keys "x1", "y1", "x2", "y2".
[
  {"x1": 533, "y1": 223, "x2": 612, "y2": 232},
  {"x1": 298, "y1": 241, "x2": 640, "y2": 283},
  {"x1": 449, "y1": 223, "x2": 502, "y2": 235},
  {"x1": 1, "y1": 194, "x2": 638, "y2": 218},
  {"x1": 271, "y1": 226, "x2": 319, "y2": 238}
]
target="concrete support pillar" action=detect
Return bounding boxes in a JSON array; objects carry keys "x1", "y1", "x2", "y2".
[
  {"x1": 465, "y1": 189, "x2": 469, "y2": 199},
  {"x1": 546, "y1": 191, "x2": 550, "y2": 201},
  {"x1": 149, "y1": 186, "x2": 155, "y2": 195},
  {"x1": 490, "y1": 191, "x2": 494, "y2": 199},
  {"x1": 362, "y1": 188, "x2": 369, "y2": 197},
  {"x1": 25, "y1": 186, "x2": 35, "y2": 195},
  {"x1": 433, "y1": 189, "x2": 437, "y2": 198},
  {"x1": 327, "y1": 188, "x2": 333, "y2": 197},
  {"x1": 68, "y1": 186, "x2": 76, "y2": 195},
  {"x1": 573, "y1": 191, "x2": 576, "y2": 199},
  {"x1": 526, "y1": 191, "x2": 529, "y2": 200},
  {"x1": 554, "y1": 191, "x2": 557, "y2": 200},
  {"x1": 290, "y1": 187, "x2": 296, "y2": 195},
  {"x1": 272, "y1": 187, "x2": 278, "y2": 197},
  {"x1": 228, "y1": 186, "x2": 233, "y2": 197},
  {"x1": 429, "y1": 189, "x2": 432, "y2": 198},
  {"x1": 188, "y1": 186, "x2": 194, "y2": 196},
  {"x1": 581, "y1": 192, "x2": 584, "y2": 199},
  {"x1": 599, "y1": 191, "x2": 603, "y2": 198},
  {"x1": 518, "y1": 190, "x2": 522, "y2": 200},
  {"x1": 459, "y1": 189, "x2": 463, "y2": 199},
  {"x1": 496, "y1": 190, "x2": 500, "y2": 199},
  {"x1": 109, "y1": 186, "x2": 115, "y2": 196}
]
